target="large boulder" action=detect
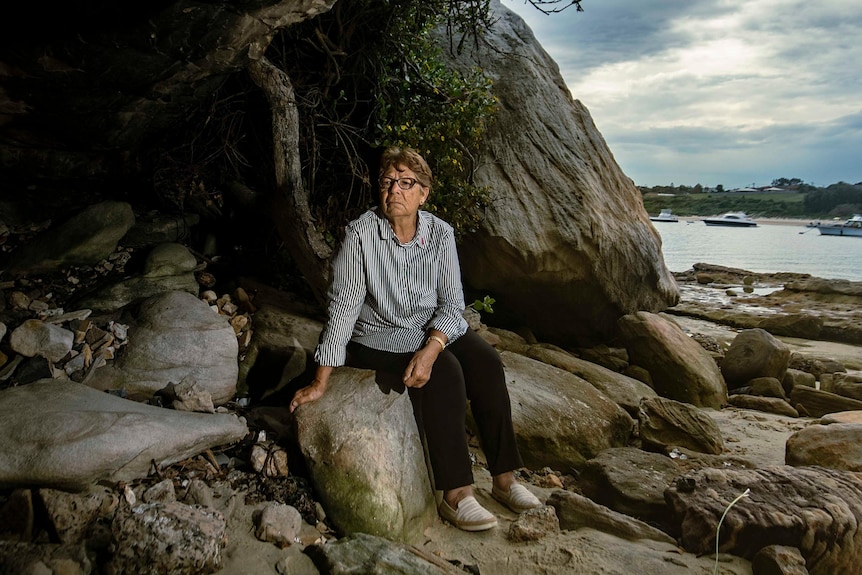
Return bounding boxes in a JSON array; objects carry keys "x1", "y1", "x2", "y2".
[
  {"x1": 88, "y1": 290, "x2": 239, "y2": 405},
  {"x1": 666, "y1": 466, "x2": 862, "y2": 575},
  {"x1": 0, "y1": 201, "x2": 135, "y2": 277},
  {"x1": 500, "y1": 351, "x2": 634, "y2": 470},
  {"x1": 294, "y1": 367, "x2": 437, "y2": 544},
  {"x1": 442, "y1": 1, "x2": 679, "y2": 346},
  {"x1": 637, "y1": 397, "x2": 724, "y2": 455},
  {"x1": 526, "y1": 345, "x2": 657, "y2": 416},
  {"x1": 617, "y1": 312, "x2": 727, "y2": 408},
  {"x1": 0, "y1": 379, "x2": 248, "y2": 490},
  {"x1": 786, "y1": 423, "x2": 862, "y2": 471},
  {"x1": 721, "y1": 328, "x2": 791, "y2": 388}
]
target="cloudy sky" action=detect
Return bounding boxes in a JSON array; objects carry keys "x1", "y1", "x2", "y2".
[{"x1": 503, "y1": 0, "x2": 862, "y2": 189}]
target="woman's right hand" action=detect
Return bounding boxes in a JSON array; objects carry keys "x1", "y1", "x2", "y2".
[{"x1": 290, "y1": 366, "x2": 332, "y2": 413}]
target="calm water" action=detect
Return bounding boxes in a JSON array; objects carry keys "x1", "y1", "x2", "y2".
[{"x1": 653, "y1": 219, "x2": 862, "y2": 282}]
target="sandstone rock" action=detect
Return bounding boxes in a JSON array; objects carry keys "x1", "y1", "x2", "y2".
[
  {"x1": 294, "y1": 367, "x2": 436, "y2": 543},
  {"x1": 305, "y1": 532, "x2": 463, "y2": 575},
  {"x1": 121, "y1": 213, "x2": 200, "y2": 248},
  {"x1": 757, "y1": 313, "x2": 823, "y2": 340},
  {"x1": 617, "y1": 311, "x2": 727, "y2": 408},
  {"x1": 750, "y1": 377, "x2": 786, "y2": 399},
  {"x1": 578, "y1": 446, "x2": 757, "y2": 534},
  {"x1": 821, "y1": 411, "x2": 862, "y2": 424},
  {"x1": 500, "y1": 351, "x2": 634, "y2": 470},
  {"x1": 727, "y1": 395, "x2": 799, "y2": 418},
  {"x1": 721, "y1": 329, "x2": 791, "y2": 388},
  {"x1": 0, "y1": 541, "x2": 92, "y2": 575},
  {"x1": 0, "y1": 379, "x2": 248, "y2": 489},
  {"x1": 0, "y1": 489, "x2": 34, "y2": 542},
  {"x1": 789, "y1": 385, "x2": 862, "y2": 418},
  {"x1": 170, "y1": 379, "x2": 215, "y2": 413},
  {"x1": 525, "y1": 345, "x2": 657, "y2": 416},
  {"x1": 821, "y1": 372, "x2": 862, "y2": 401},
  {"x1": 506, "y1": 505, "x2": 560, "y2": 542},
  {"x1": 142, "y1": 242, "x2": 198, "y2": 277},
  {"x1": 73, "y1": 244, "x2": 201, "y2": 313},
  {"x1": 107, "y1": 501, "x2": 227, "y2": 575},
  {"x1": 9, "y1": 319, "x2": 74, "y2": 363},
  {"x1": 546, "y1": 489, "x2": 674, "y2": 544},
  {"x1": 578, "y1": 447, "x2": 680, "y2": 531},
  {"x1": 237, "y1": 303, "x2": 323, "y2": 399},
  {"x1": 786, "y1": 423, "x2": 862, "y2": 471},
  {"x1": 255, "y1": 503, "x2": 303, "y2": 547},
  {"x1": 88, "y1": 291, "x2": 239, "y2": 405},
  {"x1": 445, "y1": 2, "x2": 678, "y2": 346},
  {"x1": 788, "y1": 353, "x2": 846, "y2": 379},
  {"x1": 575, "y1": 345, "x2": 630, "y2": 372},
  {"x1": 782, "y1": 368, "x2": 816, "y2": 396},
  {"x1": 752, "y1": 545, "x2": 809, "y2": 575},
  {"x1": 38, "y1": 485, "x2": 119, "y2": 543},
  {"x1": 638, "y1": 397, "x2": 724, "y2": 455},
  {"x1": 485, "y1": 327, "x2": 530, "y2": 355},
  {"x1": 666, "y1": 466, "x2": 862, "y2": 575},
  {"x1": 2, "y1": 201, "x2": 135, "y2": 277}
]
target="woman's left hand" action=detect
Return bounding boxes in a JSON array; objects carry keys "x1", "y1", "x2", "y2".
[{"x1": 403, "y1": 345, "x2": 441, "y2": 388}]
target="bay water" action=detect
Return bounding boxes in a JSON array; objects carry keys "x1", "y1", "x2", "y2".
[{"x1": 653, "y1": 219, "x2": 862, "y2": 282}]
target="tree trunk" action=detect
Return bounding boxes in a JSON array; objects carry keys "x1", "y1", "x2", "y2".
[{"x1": 247, "y1": 55, "x2": 332, "y2": 303}]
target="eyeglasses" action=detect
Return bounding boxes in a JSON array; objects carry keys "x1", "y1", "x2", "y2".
[{"x1": 379, "y1": 176, "x2": 418, "y2": 191}]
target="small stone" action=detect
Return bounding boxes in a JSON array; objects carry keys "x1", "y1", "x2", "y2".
[
  {"x1": 506, "y1": 506, "x2": 560, "y2": 542},
  {"x1": 250, "y1": 443, "x2": 289, "y2": 477},
  {"x1": 143, "y1": 479, "x2": 177, "y2": 504},
  {"x1": 255, "y1": 503, "x2": 302, "y2": 547},
  {"x1": 9, "y1": 291, "x2": 30, "y2": 310}
]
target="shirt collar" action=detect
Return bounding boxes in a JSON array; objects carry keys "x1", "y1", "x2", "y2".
[{"x1": 376, "y1": 208, "x2": 430, "y2": 249}]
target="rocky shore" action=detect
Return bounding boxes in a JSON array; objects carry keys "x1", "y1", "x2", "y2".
[{"x1": 3, "y1": 205, "x2": 862, "y2": 575}]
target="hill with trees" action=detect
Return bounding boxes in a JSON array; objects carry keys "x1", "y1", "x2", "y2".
[{"x1": 640, "y1": 179, "x2": 862, "y2": 219}]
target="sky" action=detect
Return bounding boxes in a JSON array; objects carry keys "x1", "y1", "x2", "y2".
[{"x1": 503, "y1": 0, "x2": 862, "y2": 189}]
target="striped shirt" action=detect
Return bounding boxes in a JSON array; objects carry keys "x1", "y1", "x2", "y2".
[{"x1": 314, "y1": 208, "x2": 469, "y2": 367}]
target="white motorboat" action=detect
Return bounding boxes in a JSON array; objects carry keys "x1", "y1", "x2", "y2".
[
  {"x1": 816, "y1": 214, "x2": 862, "y2": 237},
  {"x1": 701, "y1": 212, "x2": 758, "y2": 227},
  {"x1": 650, "y1": 209, "x2": 679, "y2": 222}
]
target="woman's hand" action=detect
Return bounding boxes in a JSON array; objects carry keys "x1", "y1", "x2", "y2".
[
  {"x1": 290, "y1": 366, "x2": 332, "y2": 413},
  {"x1": 403, "y1": 343, "x2": 442, "y2": 388}
]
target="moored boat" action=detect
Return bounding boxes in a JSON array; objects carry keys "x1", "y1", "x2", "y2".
[
  {"x1": 701, "y1": 212, "x2": 758, "y2": 227},
  {"x1": 650, "y1": 209, "x2": 679, "y2": 222},
  {"x1": 816, "y1": 214, "x2": 862, "y2": 237}
]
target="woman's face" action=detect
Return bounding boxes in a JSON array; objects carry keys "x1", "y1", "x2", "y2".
[{"x1": 378, "y1": 164, "x2": 429, "y2": 222}]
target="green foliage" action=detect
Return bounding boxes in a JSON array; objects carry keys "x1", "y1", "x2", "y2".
[
  {"x1": 269, "y1": 0, "x2": 498, "y2": 241},
  {"x1": 641, "y1": 192, "x2": 806, "y2": 218},
  {"x1": 468, "y1": 295, "x2": 495, "y2": 314},
  {"x1": 803, "y1": 182, "x2": 862, "y2": 216},
  {"x1": 374, "y1": 37, "x2": 497, "y2": 236}
]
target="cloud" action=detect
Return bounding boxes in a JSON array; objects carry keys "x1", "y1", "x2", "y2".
[{"x1": 502, "y1": 0, "x2": 862, "y2": 187}]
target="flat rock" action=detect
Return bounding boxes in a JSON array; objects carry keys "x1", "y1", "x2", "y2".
[{"x1": 0, "y1": 379, "x2": 248, "y2": 490}]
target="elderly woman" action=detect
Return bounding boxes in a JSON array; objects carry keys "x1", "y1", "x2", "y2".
[{"x1": 289, "y1": 147, "x2": 540, "y2": 531}]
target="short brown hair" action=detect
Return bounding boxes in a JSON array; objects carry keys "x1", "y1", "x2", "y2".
[{"x1": 379, "y1": 147, "x2": 433, "y2": 189}]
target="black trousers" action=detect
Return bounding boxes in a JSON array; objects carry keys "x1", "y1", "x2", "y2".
[{"x1": 347, "y1": 329, "x2": 524, "y2": 491}]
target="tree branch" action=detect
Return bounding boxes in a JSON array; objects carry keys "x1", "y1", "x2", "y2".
[{"x1": 247, "y1": 55, "x2": 332, "y2": 303}]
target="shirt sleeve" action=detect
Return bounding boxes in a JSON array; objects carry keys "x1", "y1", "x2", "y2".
[
  {"x1": 314, "y1": 227, "x2": 366, "y2": 366},
  {"x1": 428, "y1": 225, "x2": 469, "y2": 343}
]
